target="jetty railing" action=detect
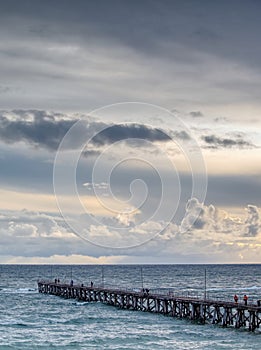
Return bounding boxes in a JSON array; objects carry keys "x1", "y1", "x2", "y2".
[{"x1": 38, "y1": 280, "x2": 261, "y2": 332}]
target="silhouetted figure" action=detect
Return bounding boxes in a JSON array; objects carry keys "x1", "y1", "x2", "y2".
[
  {"x1": 91, "y1": 281, "x2": 93, "y2": 288},
  {"x1": 70, "y1": 280, "x2": 73, "y2": 287},
  {"x1": 234, "y1": 294, "x2": 238, "y2": 304},
  {"x1": 243, "y1": 294, "x2": 248, "y2": 305}
]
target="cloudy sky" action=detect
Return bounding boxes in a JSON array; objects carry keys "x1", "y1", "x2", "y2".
[{"x1": 0, "y1": 0, "x2": 260, "y2": 264}]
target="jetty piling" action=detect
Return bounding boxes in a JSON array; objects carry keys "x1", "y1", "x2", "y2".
[{"x1": 38, "y1": 280, "x2": 261, "y2": 332}]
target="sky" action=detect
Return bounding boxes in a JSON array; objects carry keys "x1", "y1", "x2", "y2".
[{"x1": 0, "y1": 0, "x2": 260, "y2": 264}]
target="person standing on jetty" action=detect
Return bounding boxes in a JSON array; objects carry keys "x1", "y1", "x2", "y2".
[
  {"x1": 243, "y1": 294, "x2": 248, "y2": 305},
  {"x1": 234, "y1": 294, "x2": 238, "y2": 304}
]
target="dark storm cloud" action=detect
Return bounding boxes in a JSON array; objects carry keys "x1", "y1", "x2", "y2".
[
  {"x1": 0, "y1": 110, "x2": 172, "y2": 150},
  {"x1": 92, "y1": 124, "x2": 170, "y2": 146},
  {"x1": 1, "y1": 0, "x2": 260, "y2": 67},
  {"x1": 0, "y1": 110, "x2": 75, "y2": 150},
  {"x1": 0, "y1": 1, "x2": 260, "y2": 113},
  {"x1": 201, "y1": 134, "x2": 254, "y2": 149}
]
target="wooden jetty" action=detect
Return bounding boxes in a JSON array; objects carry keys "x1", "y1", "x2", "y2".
[{"x1": 38, "y1": 280, "x2": 261, "y2": 332}]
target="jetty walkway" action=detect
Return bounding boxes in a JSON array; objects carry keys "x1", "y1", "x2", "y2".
[{"x1": 38, "y1": 280, "x2": 261, "y2": 332}]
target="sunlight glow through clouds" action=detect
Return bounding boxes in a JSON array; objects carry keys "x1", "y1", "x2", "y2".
[
  {"x1": 0, "y1": 1, "x2": 260, "y2": 263},
  {"x1": 0, "y1": 189, "x2": 126, "y2": 216},
  {"x1": 3, "y1": 254, "x2": 125, "y2": 265}
]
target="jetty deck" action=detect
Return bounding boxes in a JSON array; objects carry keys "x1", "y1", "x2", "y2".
[{"x1": 38, "y1": 280, "x2": 261, "y2": 332}]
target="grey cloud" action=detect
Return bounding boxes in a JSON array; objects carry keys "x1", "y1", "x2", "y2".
[
  {"x1": 202, "y1": 134, "x2": 254, "y2": 149},
  {"x1": 189, "y1": 111, "x2": 204, "y2": 118},
  {"x1": 0, "y1": 200, "x2": 260, "y2": 260},
  {"x1": 192, "y1": 216, "x2": 206, "y2": 229},
  {"x1": 180, "y1": 198, "x2": 207, "y2": 232},
  {"x1": 0, "y1": 209, "x2": 66, "y2": 233},
  {"x1": 82, "y1": 150, "x2": 101, "y2": 158},
  {"x1": 0, "y1": 85, "x2": 12, "y2": 94},
  {"x1": 0, "y1": 110, "x2": 174, "y2": 151},
  {"x1": 0, "y1": 1, "x2": 260, "y2": 114},
  {"x1": 0, "y1": 110, "x2": 75, "y2": 150},
  {"x1": 245, "y1": 205, "x2": 260, "y2": 237},
  {"x1": 0, "y1": 210, "x2": 99, "y2": 258},
  {"x1": 1, "y1": 0, "x2": 261, "y2": 69},
  {"x1": 180, "y1": 198, "x2": 261, "y2": 238},
  {"x1": 92, "y1": 124, "x2": 170, "y2": 146},
  {"x1": 213, "y1": 117, "x2": 228, "y2": 123},
  {"x1": 169, "y1": 130, "x2": 191, "y2": 141}
]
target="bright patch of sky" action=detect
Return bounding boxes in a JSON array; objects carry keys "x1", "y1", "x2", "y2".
[{"x1": 0, "y1": 0, "x2": 260, "y2": 263}]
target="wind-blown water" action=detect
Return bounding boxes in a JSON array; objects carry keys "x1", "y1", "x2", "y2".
[{"x1": 0, "y1": 264, "x2": 260, "y2": 349}]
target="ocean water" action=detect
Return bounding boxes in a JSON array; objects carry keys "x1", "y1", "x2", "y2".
[{"x1": 0, "y1": 264, "x2": 260, "y2": 349}]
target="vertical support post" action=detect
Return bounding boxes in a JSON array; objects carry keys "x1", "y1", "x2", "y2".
[
  {"x1": 101, "y1": 265, "x2": 104, "y2": 288},
  {"x1": 204, "y1": 268, "x2": 207, "y2": 300},
  {"x1": 141, "y1": 266, "x2": 144, "y2": 290}
]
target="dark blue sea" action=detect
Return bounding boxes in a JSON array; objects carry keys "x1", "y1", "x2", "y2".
[{"x1": 0, "y1": 264, "x2": 260, "y2": 349}]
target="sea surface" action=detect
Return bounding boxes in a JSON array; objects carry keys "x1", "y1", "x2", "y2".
[{"x1": 0, "y1": 264, "x2": 260, "y2": 349}]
